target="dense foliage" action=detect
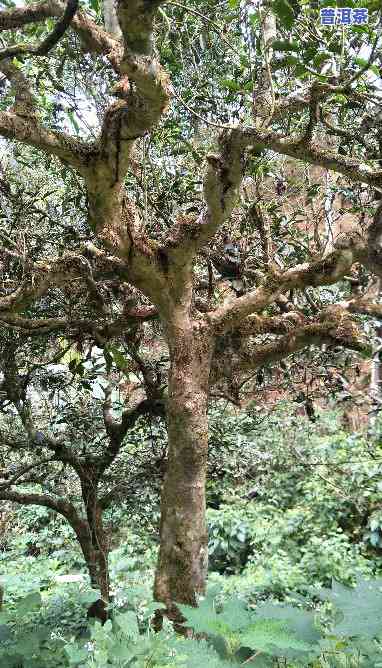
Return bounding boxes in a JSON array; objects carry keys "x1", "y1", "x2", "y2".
[{"x1": 1, "y1": 407, "x2": 382, "y2": 665}]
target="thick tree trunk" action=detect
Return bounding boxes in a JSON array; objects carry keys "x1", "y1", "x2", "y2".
[{"x1": 154, "y1": 320, "x2": 213, "y2": 614}]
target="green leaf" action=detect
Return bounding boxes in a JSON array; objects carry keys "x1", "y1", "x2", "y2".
[
  {"x1": 272, "y1": 0, "x2": 296, "y2": 29},
  {"x1": 115, "y1": 610, "x2": 140, "y2": 640},
  {"x1": 238, "y1": 618, "x2": 313, "y2": 657},
  {"x1": 65, "y1": 644, "x2": 89, "y2": 664},
  {"x1": 216, "y1": 598, "x2": 253, "y2": 632},
  {"x1": 320, "y1": 578, "x2": 382, "y2": 639},
  {"x1": 220, "y1": 78, "x2": 242, "y2": 92},
  {"x1": 353, "y1": 57, "x2": 380, "y2": 77},
  {"x1": 16, "y1": 591, "x2": 42, "y2": 615},
  {"x1": 255, "y1": 603, "x2": 320, "y2": 646},
  {"x1": 108, "y1": 344, "x2": 129, "y2": 371},
  {"x1": 273, "y1": 39, "x2": 300, "y2": 52},
  {"x1": 78, "y1": 589, "x2": 101, "y2": 605},
  {"x1": 178, "y1": 597, "x2": 238, "y2": 636},
  {"x1": 0, "y1": 624, "x2": 13, "y2": 642},
  {"x1": 171, "y1": 637, "x2": 234, "y2": 668}
]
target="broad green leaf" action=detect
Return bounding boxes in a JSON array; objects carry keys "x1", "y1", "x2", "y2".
[
  {"x1": 16, "y1": 591, "x2": 42, "y2": 615},
  {"x1": 255, "y1": 603, "x2": 320, "y2": 646},
  {"x1": 320, "y1": 578, "x2": 382, "y2": 639},
  {"x1": 238, "y1": 618, "x2": 313, "y2": 656}
]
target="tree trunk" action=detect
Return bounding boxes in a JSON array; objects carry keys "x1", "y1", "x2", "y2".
[
  {"x1": 87, "y1": 542, "x2": 110, "y2": 603},
  {"x1": 85, "y1": 491, "x2": 110, "y2": 603},
  {"x1": 154, "y1": 320, "x2": 213, "y2": 615},
  {"x1": 72, "y1": 499, "x2": 110, "y2": 604}
]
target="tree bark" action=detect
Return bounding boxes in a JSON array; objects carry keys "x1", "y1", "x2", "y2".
[
  {"x1": 154, "y1": 318, "x2": 213, "y2": 615},
  {"x1": 82, "y1": 481, "x2": 110, "y2": 603},
  {"x1": 103, "y1": 0, "x2": 121, "y2": 38},
  {"x1": 68, "y1": 507, "x2": 110, "y2": 602}
]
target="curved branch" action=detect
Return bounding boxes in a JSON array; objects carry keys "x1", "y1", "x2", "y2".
[
  {"x1": 208, "y1": 240, "x2": 366, "y2": 335},
  {"x1": 0, "y1": 489, "x2": 78, "y2": 520},
  {"x1": 212, "y1": 308, "x2": 369, "y2": 384},
  {"x1": 100, "y1": 394, "x2": 165, "y2": 473},
  {"x1": 0, "y1": 0, "x2": 79, "y2": 61},
  {"x1": 0, "y1": 253, "x2": 97, "y2": 313},
  {"x1": 0, "y1": 1, "x2": 121, "y2": 70},
  {"x1": 162, "y1": 128, "x2": 247, "y2": 268},
  {"x1": 0, "y1": 457, "x2": 56, "y2": 490},
  {"x1": 242, "y1": 127, "x2": 382, "y2": 190}
]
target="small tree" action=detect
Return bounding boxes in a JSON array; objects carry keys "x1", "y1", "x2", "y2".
[{"x1": 0, "y1": 330, "x2": 165, "y2": 607}]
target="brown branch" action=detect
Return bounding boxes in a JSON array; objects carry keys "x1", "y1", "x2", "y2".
[
  {"x1": 212, "y1": 308, "x2": 369, "y2": 384},
  {"x1": 162, "y1": 98, "x2": 381, "y2": 273},
  {"x1": 341, "y1": 297, "x2": 382, "y2": 319},
  {"x1": 242, "y1": 127, "x2": 382, "y2": 190},
  {"x1": 100, "y1": 394, "x2": 165, "y2": 473},
  {"x1": 0, "y1": 110, "x2": 92, "y2": 169},
  {"x1": 367, "y1": 201, "x2": 382, "y2": 272},
  {"x1": 248, "y1": 202, "x2": 271, "y2": 268},
  {"x1": 0, "y1": 0, "x2": 79, "y2": 61},
  {"x1": 0, "y1": 253, "x2": 97, "y2": 313},
  {"x1": 237, "y1": 311, "x2": 306, "y2": 337},
  {"x1": 162, "y1": 128, "x2": 248, "y2": 268},
  {"x1": 117, "y1": 0, "x2": 166, "y2": 56},
  {"x1": 245, "y1": 319, "x2": 369, "y2": 369},
  {"x1": 320, "y1": 109, "x2": 377, "y2": 156},
  {"x1": 0, "y1": 489, "x2": 79, "y2": 521},
  {"x1": 0, "y1": 1, "x2": 122, "y2": 70},
  {"x1": 0, "y1": 1, "x2": 53, "y2": 31},
  {"x1": 299, "y1": 82, "x2": 321, "y2": 145},
  {"x1": 207, "y1": 239, "x2": 366, "y2": 335},
  {"x1": 0, "y1": 457, "x2": 56, "y2": 490},
  {"x1": 0, "y1": 59, "x2": 37, "y2": 116}
]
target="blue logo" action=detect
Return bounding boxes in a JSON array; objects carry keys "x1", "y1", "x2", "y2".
[{"x1": 319, "y1": 7, "x2": 368, "y2": 25}]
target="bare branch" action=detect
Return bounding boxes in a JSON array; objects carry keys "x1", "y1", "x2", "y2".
[
  {"x1": 0, "y1": 457, "x2": 56, "y2": 490},
  {"x1": 163, "y1": 129, "x2": 247, "y2": 269},
  {"x1": 212, "y1": 307, "x2": 369, "y2": 384},
  {"x1": 0, "y1": 59, "x2": 36, "y2": 116},
  {"x1": 0, "y1": 0, "x2": 122, "y2": 70}
]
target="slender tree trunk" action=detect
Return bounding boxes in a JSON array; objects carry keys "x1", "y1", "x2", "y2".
[
  {"x1": 85, "y1": 492, "x2": 110, "y2": 603},
  {"x1": 154, "y1": 319, "x2": 213, "y2": 615},
  {"x1": 87, "y1": 541, "x2": 110, "y2": 602},
  {"x1": 369, "y1": 282, "x2": 382, "y2": 428},
  {"x1": 73, "y1": 489, "x2": 110, "y2": 603}
]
